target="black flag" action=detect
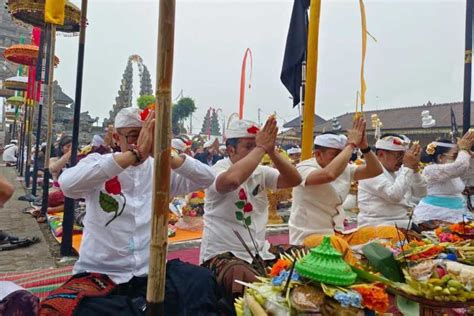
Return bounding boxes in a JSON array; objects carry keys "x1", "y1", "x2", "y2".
[
  {"x1": 280, "y1": 0, "x2": 310, "y2": 107},
  {"x1": 451, "y1": 107, "x2": 460, "y2": 141}
]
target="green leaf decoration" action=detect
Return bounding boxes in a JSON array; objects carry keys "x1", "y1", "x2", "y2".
[
  {"x1": 244, "y1": 216, "x2": 252, "y2": 226},
  {"x1": 235, "y1": 211, "x2": 244, "y2": 221},
  {"x1": 99, "y1": 191, "x2": 119, "y2": 213},
  {"x1": 235, "y1": 201, "x2": 245, "y2": 209}
]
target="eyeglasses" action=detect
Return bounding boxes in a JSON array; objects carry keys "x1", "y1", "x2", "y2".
[
  {"x1": 387, "y1": 151, "x2": 405, "y2": 160},
  {"x1": 118, "y1": 132, "x2": 139, "y2": 143}
]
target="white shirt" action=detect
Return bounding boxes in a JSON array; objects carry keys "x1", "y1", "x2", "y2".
[
  {"x1": 200, "y1": 158, "x2": 279, "y2": 264},
  {"x1": 2, "y1": 144, "x2": 17, "y2": 162},
  {"x1": 422, "y1": 150, "x2": 471, "y2": 196},
  {"x1": 59, "y1": 153, "x2": 215, "y2": 284},
  {"x1": 413, "y1": 150, "x2": 471, "y2": 223},
  {"x1": 358, "y1": 166, "x2": 427, "y2": 228},
  {"x1": 289, "y1": 158, "x2": 356, "y2": 245}
]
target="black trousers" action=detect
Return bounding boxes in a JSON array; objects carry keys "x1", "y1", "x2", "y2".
[{"x1": 76, "y1": 259, "x2": 219, "y2": 316}]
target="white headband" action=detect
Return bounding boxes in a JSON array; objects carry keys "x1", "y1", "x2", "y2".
[
  {"x1": 172, "y1": 139, "x2": 188, "y2": 152},
  {"x1": 115, "y1": 107, "x2": 143, "y2": 129},
  {"x1": 287, "y1": 147, "x2": 301, "y2": 154},
  {"x1": 226, "y1": 120, "x2": 260, "y2": 139},
  {"x1": 375, "y1": 136, "x2": 407, "y2": 151},
  {"x1": 314, "y1": 134, "x2": 347, "y2": 150},
  {"x1": 432, "y1": 141, "x2": 456, "y2": 148}
]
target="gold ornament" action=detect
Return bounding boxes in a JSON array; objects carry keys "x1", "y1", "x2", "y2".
[{"x1": 425, "y1": 143, "x2": 437, "y2": 156}]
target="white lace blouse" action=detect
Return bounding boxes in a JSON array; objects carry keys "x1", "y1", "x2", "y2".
[{"x1": 422, "y1": 150, "x2": 471, "y2": 197}]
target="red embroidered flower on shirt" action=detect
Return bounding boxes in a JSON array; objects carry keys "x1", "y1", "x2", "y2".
[
  {"x1": 235, "y1": 188, "x2": 253, "y2": 226},
  {"x1": 247, "y1": 125, "x2": 260, "y2": 134},
  {"x1": 100, "y1": 177, "x2": 127, "y2": 227},
  {"x1": 238, "y1": 188, "x2": 247, "y2": 200},
  {"x1": 243, "y1": 203, "x2": 253, "y2": 213},
  {"x1": 105, "y1": 177, "x2": 122, "y2": 195}
]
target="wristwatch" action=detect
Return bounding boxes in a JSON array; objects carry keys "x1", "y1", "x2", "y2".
[{"x1": 360, "y1": 146, "x2": 371, "y2": 154}]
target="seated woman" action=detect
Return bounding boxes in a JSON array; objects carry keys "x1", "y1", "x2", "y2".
[
  {"x1": 35, "y1": 136, "x2": 73, "y2": 221},
  {"x1": 413, "y1": 132, "x2": 474, "y2": 224}
]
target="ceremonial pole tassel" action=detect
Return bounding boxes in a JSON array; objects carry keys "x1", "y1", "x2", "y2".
[
  {"x1": 359, "y1": 0, "x2": 368, "y2": 111},
  {"x1": 146, "y1": 1, "x2": 175, "y2": 314},
  {"x1": 239, "y1": 48, "x2": 252, "y2": 119},
  {"x1": 301, "y1": 0, "x2": 321, "y2": 161}
]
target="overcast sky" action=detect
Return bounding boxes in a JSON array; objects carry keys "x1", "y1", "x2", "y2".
[{"x1": 54, "y1": 0, "x2": 466, "y2": 132}]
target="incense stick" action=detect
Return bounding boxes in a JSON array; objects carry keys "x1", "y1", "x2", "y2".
[
  {"x1": 246, "y1": 225, "x2": 260, "y2": 258},
  {"x1": 233, "y1": 229, "x2": 258, "y2": 263},
  {"x1": 233, "y1": 230, "x2": 267, "y2": 276},
  {"x1": 395, "y1": 224, "x2": 409, "y2": 272}
]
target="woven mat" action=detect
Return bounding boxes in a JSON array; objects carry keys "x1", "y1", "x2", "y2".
[
  {"x1": 0, "y1": 266, "x2": 73, "y2": 300},
  {"x1": 169, "y1": 228, "x2": 202, "y2": 243}
]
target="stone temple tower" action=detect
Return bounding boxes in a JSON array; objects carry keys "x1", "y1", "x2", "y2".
[{"x1": 103, "y1": 55, "x2": 153, "y2": 127}]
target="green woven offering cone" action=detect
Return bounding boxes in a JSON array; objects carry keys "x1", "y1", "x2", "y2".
[{"x1": 295, "y1": 236, "x2": 357, "y2": 286}]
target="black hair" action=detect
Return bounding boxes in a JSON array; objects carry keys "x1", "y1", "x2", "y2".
[
  {"x1": 380, "y1": 133, "x2": 403, "y2": 139},
  {"x1": 314, "y1": 145, "x2": 329, "y2": 151},
  {"x1": 420, "y1": 139, "x2": 454, "y2": 164},
  {"x1": 225, "y1": 138, "x2": 240, "y2": 149},
  {"x1": 57, "y1": 135, "x2": 72, "y2": 157}
]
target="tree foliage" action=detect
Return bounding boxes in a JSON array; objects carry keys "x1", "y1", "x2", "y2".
[
  {"x1": 137, "y1": 95, "x2": 156, "y2": 109},
  {"x1": 172, "y1": 97, "x2": 196, "y2": 135}
]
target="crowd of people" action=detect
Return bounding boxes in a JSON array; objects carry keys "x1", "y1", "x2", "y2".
[{"x1": 1, "y1": 105, "x2": 474, "y2": 315}]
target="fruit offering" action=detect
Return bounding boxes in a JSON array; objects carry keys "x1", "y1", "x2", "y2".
[{"x1": 181, "y1": 191, "x2": 205, "y2": 217}]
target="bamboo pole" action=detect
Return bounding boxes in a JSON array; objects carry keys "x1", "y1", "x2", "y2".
[
  {"x1": 301, "y1": 0, "x2": 321, "y2": 161},
  {"x1": 40, "y1": 24, "x2": 56, "y2": 217},
  {"x1": 146, "y1": 1, "x2": 175, "y2": 314}
]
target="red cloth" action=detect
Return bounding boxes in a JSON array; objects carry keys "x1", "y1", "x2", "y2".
[
  {"x1": 48, "y1": 190, "x2": 65, "y2": 208},
  {"x1": 39, "y1": 273, "x2": 116, "y2": 316}
]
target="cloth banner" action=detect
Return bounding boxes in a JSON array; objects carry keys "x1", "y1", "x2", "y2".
[{"x1": 44, "y1": 0, "x2": 66, "y2": 25}]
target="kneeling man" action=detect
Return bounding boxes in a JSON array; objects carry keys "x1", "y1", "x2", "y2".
[
  {"x1": 200, "y1": 116, "x2": 301, "y2": 308},
  {"x1": 40, "y1": 107, "x2": 219, "y2": 316},
  {"x1": 358, "y1": 134, "x2": 426, "y2": 228}
]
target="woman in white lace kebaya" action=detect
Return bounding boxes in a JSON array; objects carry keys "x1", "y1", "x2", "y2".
[{"x1": 413, "y1": 132, "x2": 474, "y2": 224}]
